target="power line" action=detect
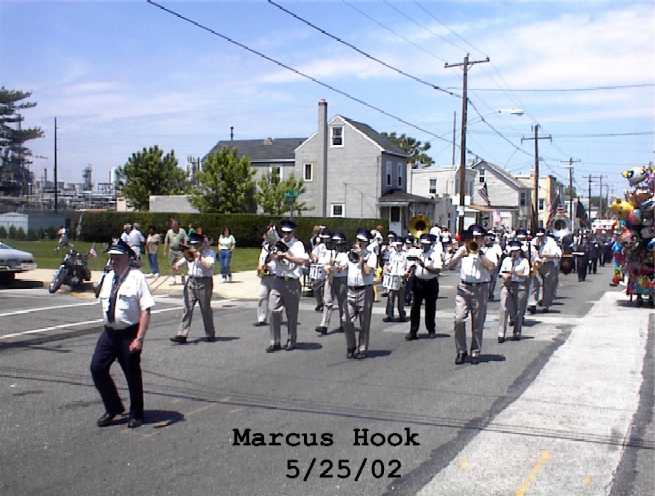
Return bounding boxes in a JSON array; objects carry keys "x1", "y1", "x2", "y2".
[
  {"x1": 340, "y1": 0, "x2": 446, "y2": 64},
  {"x1": 145, "y1": 0, "x2": 457, "y2": 146},
  {"x1": 267, "y1": 0, "x2": 460, "y2": 98},
  {"x1": 554, "y1": 131, "x2": 655, "y2": 138},
  {"x1": 447, "y1": 82, "x2": 655, "y2": 92}
]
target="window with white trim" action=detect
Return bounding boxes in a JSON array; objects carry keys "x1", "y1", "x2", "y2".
[
  {"x1": 331, "y1": 126, "x2": 343, "y2": 146},
  {"x1": 479, "y1": 168, "x2": 486, "y2": 183},
  {"x1": 397, "y1": 162, "x2": 403, "y2": 187},
  {"x1": 303, "y1": 163, "x2": 313, "y2": 181},
  {"x1": 520, "y1": 192, "x2": 527, "y2": 207},
  {"x1": 385, "y1": 161, "x2": 392, "y2": 187},
  {"x1": 270, "y1": 165, "x2": 282, "y2": 182},
  {"x1": 539, "y1": 199, "x2": 545, "y2": 210},
  {"x1": 331, "y1": 203, "x2": 345, "y2": 217},
  {"x1": 429, "y1": 178, "x2": 437, "y2": 194}
]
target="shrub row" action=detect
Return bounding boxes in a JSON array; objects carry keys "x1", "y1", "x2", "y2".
[
  {"x1": 0, "y1": 226, "x2": 60, "y2": 241},
  {"x1": 73, "y1": 212, "x2": 387, "y2": 247}
]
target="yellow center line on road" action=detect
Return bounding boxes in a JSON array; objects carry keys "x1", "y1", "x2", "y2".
[{"x1": 514, "y1": 450, "x2": 552, "y2": 496}]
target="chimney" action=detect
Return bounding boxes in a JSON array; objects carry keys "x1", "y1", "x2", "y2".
[{"x1": 318, "y1": 99, "x2": 328, "y2": 217}]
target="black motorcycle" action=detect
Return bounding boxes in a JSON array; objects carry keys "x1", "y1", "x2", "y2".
[{"x1": 48, "y1": 248, "x2": 92, "y2": 293}]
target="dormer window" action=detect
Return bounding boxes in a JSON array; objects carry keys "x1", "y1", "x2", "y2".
[{"x1": 331, "y1": 125, "x2": 343, "y2": 146}]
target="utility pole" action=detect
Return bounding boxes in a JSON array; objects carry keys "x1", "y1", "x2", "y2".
[
  {"x1": 54, "y1": 117, "x2": 58, "y2": 213},
  {"x1": 560, "y1": 157, "x2": 580, "y2": 226},
  {"x1": 451, "y1": 111, "x2": 456, "y2": 166},
  {"x1": 230, "y1": 126, "x2": 234, "y2": 141},
  {"x1": 598, "y1": 175, "x2": 604, "y2": 218},
  {"x1": 521, "y1": 124, "x2": 552, "y2": 232},
  {"x1": 583, "y1": 175, "x2": 602, "y2": 225},
  {"x1": 445, "y1": 53, "x2": 489, "y2": 235}
]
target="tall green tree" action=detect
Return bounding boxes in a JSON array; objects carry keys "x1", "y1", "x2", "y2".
[
  {"x1": 0, "y1": 87, "x2": 44, "y2": 195},
  {"x1": 255, "y1": 172, "x2": 311, "y2": 216},
  {"x1": 189, "y1": 147, "x2": 255, "y2": 213},
  {"x1": 381, "y1": 131, "x2": 433, "y2": 168},
  {"x1": 115, "y1": 146, "x2": 188, "y2": 211}
]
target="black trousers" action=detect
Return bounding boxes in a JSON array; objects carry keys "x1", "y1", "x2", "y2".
[
  {"x1": 576, "y1": 255, "x2": 588, "y2": 281},
  {"x1": 90, "y1": 324, "x2": 143, "y2": 418},
  {"x1": 404, "y1": 275, "x2": 414, "y2": 305},
  {"x1": 409, "y1": 277, "x2": 439, "y2": 335},
  {"x1": 589, "y1": 256, "x2": 598, "y2": 274}
]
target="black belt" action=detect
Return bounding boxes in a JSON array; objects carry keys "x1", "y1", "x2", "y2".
[
  {"x1": 348, "y1": 285, "x2": 370, "y2": 290},
  {"x1": 105, "y1": 323, "x2": 138, "y2": 333},
  {"x1": 275, "y1": 275, "x2": 299, "y2": 281},
  {"x1": 460, "y1": 280, "x2": 489, "y2": 286}
]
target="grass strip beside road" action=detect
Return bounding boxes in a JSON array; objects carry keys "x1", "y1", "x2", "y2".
[{"x1": 3, "y1": 240, "x2": 260, "y2": 274}]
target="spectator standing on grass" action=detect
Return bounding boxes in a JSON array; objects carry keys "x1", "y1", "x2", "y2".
[
  {"x1": 127, "y1": 223, "x2": 145, "y2": 260},
  {"x1": 164, "y1": 219, "x2": 188, "y2": 285},
  {"x1": 218, "y1": 227, "x2": 236, "y2": 282},
  {"x1": 145, "y1": 226, "x2": 161, "y2": 278},
  {"x1": 56, "y1": 225, "x2": 70, "y2": 252}
]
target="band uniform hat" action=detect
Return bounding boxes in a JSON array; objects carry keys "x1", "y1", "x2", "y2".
[
  {"x1": 404, "y1": 236, "x2": 414, "y2": 244},
  {"x1": 319, "y1": 230, "x2": 332, "y2": 239},
  {"x1": 331, "y1": 232, "x2": 346, "y2": 243},
  {"x1": 419, "y1": 233, "x2": 434, "y2": 244},
  {"x1": 508, "y1": 240, "x2": 522, "y2": 252},
  {"x1": 387, "y1": 230, "x2": 398, "y2": 239},
  {"x1": 536, "y1": 227, "x2": 547, "y2": 237},
  {"x1": 467, "y1": 224, "x2": 487, "y2": 237},
  {"x1": 107, "y1": 239, "x2": 133, "y2": 256},
  {"x1": 355, "y1": 228, "x2": 371, "y2": 242},
  {"x1": 280, "y1": 219, "x2": 297, "y2": 232},
  {"x1": 188, "y1": 232, "x2": 204, "y2": 245},
  {"x1": 515, "y1": 228, "x2": 528, "y2": 237}
]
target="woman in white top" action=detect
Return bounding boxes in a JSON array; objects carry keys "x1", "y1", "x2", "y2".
[{"x1": 218, "y1": 226, "x2": 236, "y2": 282}]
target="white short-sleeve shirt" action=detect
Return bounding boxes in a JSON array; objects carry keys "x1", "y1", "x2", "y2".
[
  {"x1": 175, "y1": 248, "x2": 215, "y2": 278},
  {"x1": 99, "y1": 269, "x2": 155, "y2": 330},
  {"x1": 270, "y1": 238, "x2": 309, "y2": 279},
  {"x1": 347, "y1": 251, "x2": 378, "y2": 287}
]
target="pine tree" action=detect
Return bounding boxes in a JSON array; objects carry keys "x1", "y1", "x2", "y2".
[{"x1": 0, "y1": 87, "x2": 44, "y2": 195}]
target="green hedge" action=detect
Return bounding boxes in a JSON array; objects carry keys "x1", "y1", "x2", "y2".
[{"x1": 73, "y1": 212, "x2": 387, "y2": 247}]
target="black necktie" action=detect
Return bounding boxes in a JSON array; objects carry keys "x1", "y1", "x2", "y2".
[{"x1": 107, "y1": 271, "x2": 126, "y2": 323}]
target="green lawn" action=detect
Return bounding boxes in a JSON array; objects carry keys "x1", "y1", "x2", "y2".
[{"x1": 3, "y1": 240, "x2": 260, "y2": 274}]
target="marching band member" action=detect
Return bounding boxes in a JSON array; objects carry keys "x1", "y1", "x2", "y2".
[
  {"x1": 534, "y1": 227, "x2": 559, "y2": 313},
  {"x1": 523, "y1": 230, "x2": 541, "y2": 315},
  {"x1": 382, "y1": 238, "x2": 407, "y2": 323},
  {"x1": 344, "y1": 228, "x2": 377, "y2": 359},
  {"x1": 403, "y1": 236, "x2": 416, "y2": 307},
  {"x1": 310, "y1": 230, "x2": 331, "y2": 312},
  {"x1": 254, "y1": 225, "x2": 276, "y2": 327},
  {"x1": 406, "y1": 233, "x2": 443, "y2": 340},
  {"x1": 485, "y1": 232, "x2": 504, "y2": 301},
  {"x1": 497, "y1": 240, "x2": 530, "y2": 343},
  {"x1": 92, "y1": 239, "x2": 154, "y2": 429},
  {"x1": 315, "y1": 232, "x2": 349, "y2": 335},
  {"x1": 170, "y1": 233, "x2": 217, "y2": 344},
  {"x1": 266, "y1": 219, "x2": 309, "y2": 352},
  {"x1": 446, "y1": 224, "x2": 498, "y2": 365}
]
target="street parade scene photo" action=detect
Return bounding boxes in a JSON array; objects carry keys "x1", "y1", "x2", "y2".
[{"x1": 0, "y1": 1, "x2": 653, "y2": 495}]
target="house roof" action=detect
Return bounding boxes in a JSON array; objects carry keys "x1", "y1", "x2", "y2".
[
  {"x1": 378, "y1": 190, "x2": 434, "y2": 204},
  {"x1": 341, "y1": 117, "x2": 408, "y2": 157},
  {"x1": 205, "y1": 138, "x2": 307, "y2": 162},
  {"x1": 473, "y1": 159, "x2": 526, "y2": 190}
]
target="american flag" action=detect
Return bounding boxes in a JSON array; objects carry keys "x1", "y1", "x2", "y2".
[
  {"x1": 478, "y1": 182, "x2": 491, "y2": 206},
  {"x1": 546, "y1": 193, "x2": 562, "y2": 228}
]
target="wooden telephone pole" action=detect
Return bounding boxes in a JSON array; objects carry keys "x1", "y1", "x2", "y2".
[
  {"x1": 521, "y1": 125, "x2": 551, "y2": 232},
  {"x1": 445, "y1": 53, "x2": 489, "y2": 235},
  {"x1": 560, "y1": 157, "x2": 580, "y2": 226}
]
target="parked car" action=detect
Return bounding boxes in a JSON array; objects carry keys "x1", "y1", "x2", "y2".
[{"x1": 0, "y1": 241, "x2": 37, "y2": 283}]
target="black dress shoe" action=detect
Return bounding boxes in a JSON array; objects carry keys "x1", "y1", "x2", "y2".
[
  {"x1": 315, "y1": 326, "x2": 327, "y2": 335},
  {"x1": 96, "y1": 411, "x2": 123, "y2": 427},
  {"x1": 253, "y1": 321, "x2": 268, "y2": 327},
  {"x1": 127, "y1": 417, "x2": 143, "y2": 429},
  {"x1": 266, "y1": 344, "x2": 282, "y2": 353},
  {"x1": 285, "y1": 341, "x2": 296, "y2": 351},
  {"x1": 335, "y1": 327, "x2": 344, "y2": 333},
  {"x1": 169, "y1": 336, "x2": 187, "y2": 344},
  {"x1": 355, "y1": 350, "x2": 367, "y2": 359},
  {"x1": 542, "y1": 307, "x2": 549, "y2": 313},
  {"x1": 512, "y1": 333, "x2": 521, "y2": 341},
  {"x1": 455, "y1": 352, "x2": 468, "y2": 365},
  {"x1": 470, "y1": 352, "x2": 480, "y2": 365},
  {"x1": 397, "y1": 315, "x2": 408, "y2": 323},
  {"x1": 346, "y1": 348, "x2": 356, "y2": 359},
  {"x1": 203, "y1": 336, "x2": 216, "y2": 342},
  {"x1": 404, "y1": 333, "x2": 417, "y2": 341},
  {"x1": 498, "y1": 336, "x2": 505, "y2": 343},
  {"x1": 427, "y1": 331, "x2": 436, "y2": 339},
  {"x1": 527, "y1": 306, "x2": 536, "y2": 314},
  {"x1": 314, "y1": 304, "x2": 324, "y2": 312},
  {"x1": 382, "y1": 316, "x2": 395, "y2": 323}
]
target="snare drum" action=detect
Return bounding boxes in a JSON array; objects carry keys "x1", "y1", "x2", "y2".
[{"x1": 309, "y1": 263, "x2": 326, "y2": 281}]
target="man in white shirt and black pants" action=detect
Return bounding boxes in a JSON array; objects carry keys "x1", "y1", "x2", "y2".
[
  {"x1": 446, "y1": 225, "x2": 498, "y2": 365},
  {"x1": 267, "y1": 220, "x2": 309, "y2": 352},
  {"x1": 92, "y1": 239, "x2": 155, "y2": 429},
  {"x1": 406, "y1": 233, "x2": 443, "y2": 340},
  {"x1": 315, "y1": 232, "x2": 349, "y2": 335},
  {"x1": 344, "y1": 228, "x2": 377, "y2": 359},
  {"x1": 170, "y1": 233, "x2": 217, "y2": 344}
]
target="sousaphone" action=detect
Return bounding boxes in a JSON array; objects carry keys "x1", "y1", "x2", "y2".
[{"x1": 408, "y1": 214, "x2": 431, "y2": 239}]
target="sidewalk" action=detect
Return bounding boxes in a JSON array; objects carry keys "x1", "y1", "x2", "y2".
[{"x1": 15, "y1": 268, "x2": 263, "y2": 300}]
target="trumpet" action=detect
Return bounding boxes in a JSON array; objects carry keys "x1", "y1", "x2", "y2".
[
  {"x1": 348, "y1": 249, "x2": 361, "y2": 264},
  {"x1": 465, "y1": 239, "x2": 479, "y2": 255},
  {"x1": 179, "y1": 243, "x2": 198, "y2": 262}
]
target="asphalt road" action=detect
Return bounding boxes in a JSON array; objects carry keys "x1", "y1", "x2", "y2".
[{"x1": 0, "y1": 265, "x2": 652, "y2": 496}]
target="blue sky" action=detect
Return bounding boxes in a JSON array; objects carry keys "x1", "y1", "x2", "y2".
[{"x1": 1, "y1": 0, "x2": 654, "y2": 197}]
